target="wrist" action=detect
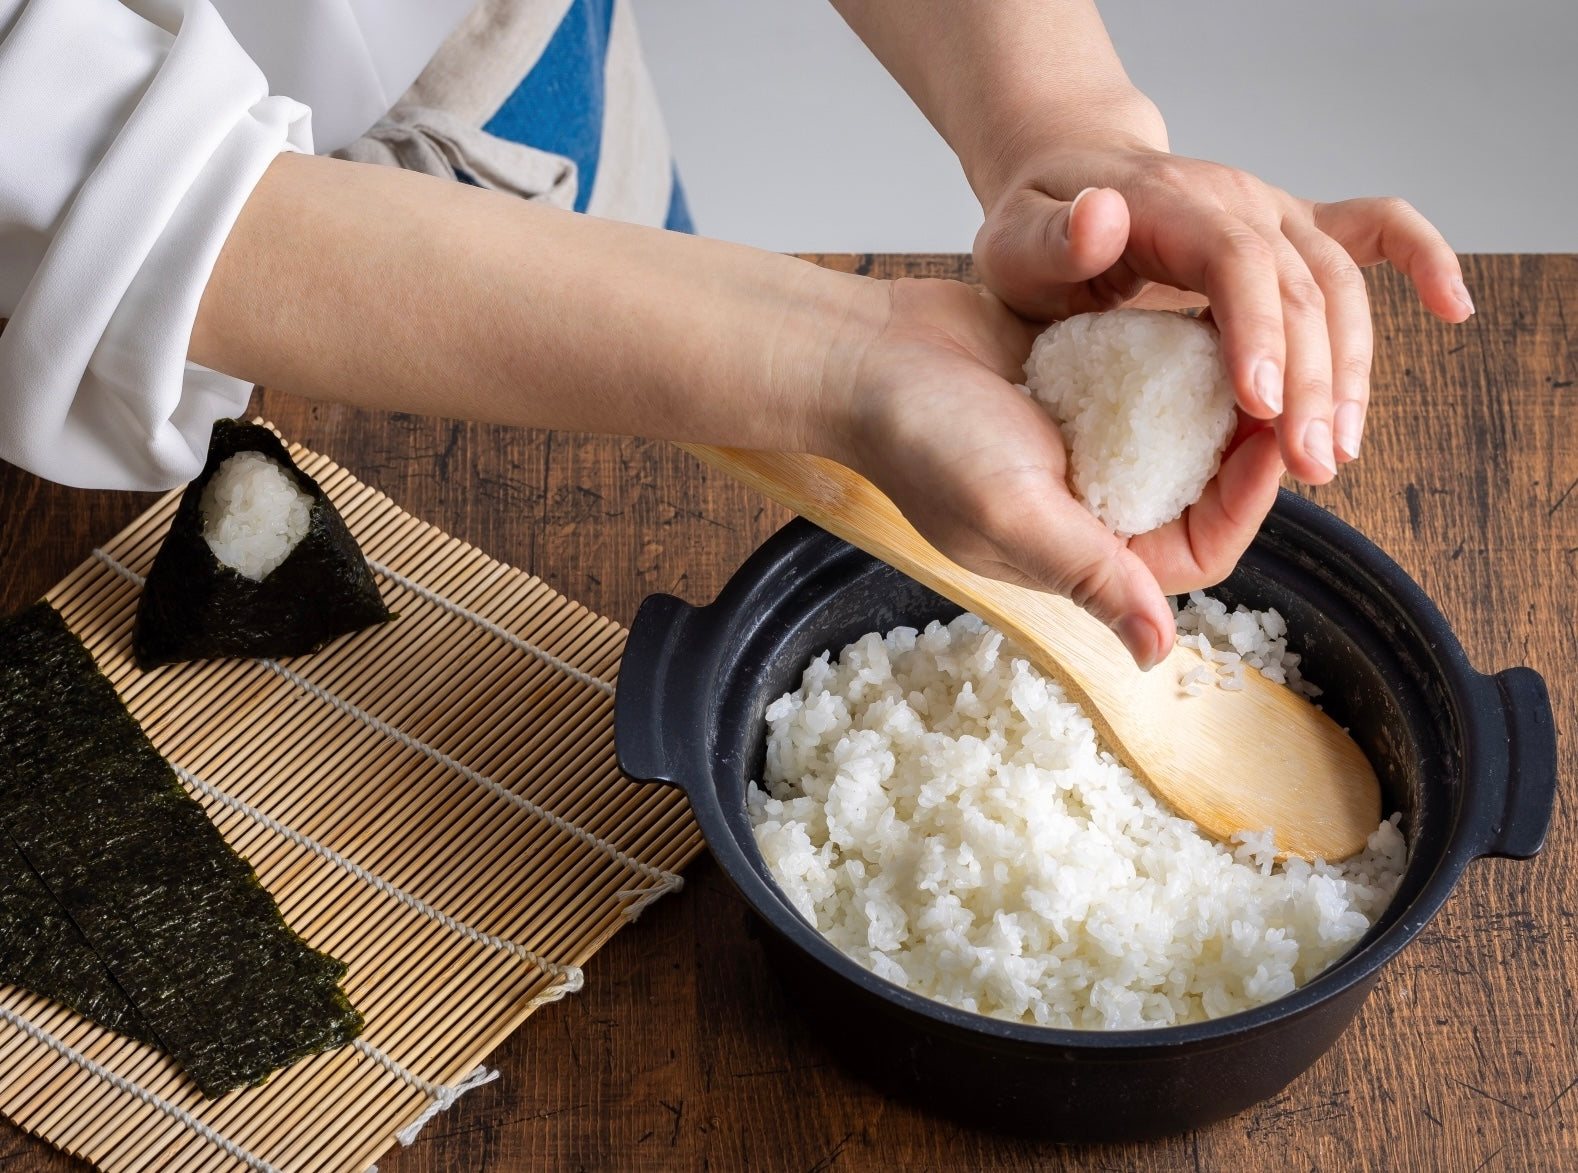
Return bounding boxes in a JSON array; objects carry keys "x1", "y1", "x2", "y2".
[
  {"x1": 967, "y1": 85, "x2": 1169, "y2": 212},
  {"x1": 767, "y1": 268, "x2": 893, "y2": 466}
]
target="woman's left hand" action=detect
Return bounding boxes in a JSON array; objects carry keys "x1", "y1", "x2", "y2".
[{"x1": 971, "y1": 145, "x2": 1473, "y2": 485}]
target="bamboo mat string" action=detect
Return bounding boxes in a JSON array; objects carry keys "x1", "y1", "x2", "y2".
[
  {"x1": 255, "y1": 659, "x2": 680, "y2": 905},
  {"x1": 173, "y1": 765, "x2": 585, "y2": 990},
  {"x1": 368, "y1": 560, "x2": 615, "y2": 697},
  {"x1": 615, "y1": 882, "x2": 680, "y2": 920},
  {"x1": 349, "y1": 1040, "x2": 499, "y2": 1146},
  {"x1": 91, "y1": 549, "x2": 684, "y2": 906},
  {"x1": 0, "y1": 1005, "x2": 280, "y2": 1173}
]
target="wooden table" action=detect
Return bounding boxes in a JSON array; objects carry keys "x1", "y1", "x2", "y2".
[{"x1": 1, "y1": 255, "x2": 1573, "y2": 1171}]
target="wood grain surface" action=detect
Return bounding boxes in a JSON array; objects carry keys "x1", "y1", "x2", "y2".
[{"x1": 1, "y1": 254, "x2": 1573, "y2": 1172}]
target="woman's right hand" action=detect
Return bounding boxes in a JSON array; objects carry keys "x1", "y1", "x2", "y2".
[{"x1": 817, "y1": 277, "x2": 1285, "y2": 669}]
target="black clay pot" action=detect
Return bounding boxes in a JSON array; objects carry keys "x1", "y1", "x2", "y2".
[{"x1": 614, "y1": 490, "x2": 1556, "y2": 1141}]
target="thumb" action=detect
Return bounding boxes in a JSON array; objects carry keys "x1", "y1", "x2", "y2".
[
  {"x1": 995, "y1": 492, "x2": 1176, "y2": 671},
  {"x1": 1064, "y1": 543, "x2": 1177, "y2": 672},
  {"x1": 973, "y1": 186, "x2": 1136, "y2": 321}
]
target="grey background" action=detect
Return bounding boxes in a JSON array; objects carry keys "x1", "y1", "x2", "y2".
[{"x1": 631, "y1": 0, "x2": 1575, "y2": 254}]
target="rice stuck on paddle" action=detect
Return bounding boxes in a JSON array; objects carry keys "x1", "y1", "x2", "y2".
[
  {"x1": 199, "y1": 451, "x2": 314, "y2": 581},
  {"x1": 748, "y1": 613, "x2": 1404, "y2": 1031},
  {"x1": 1024, "y1": 308, "x2": 1236, "y2": 536}
]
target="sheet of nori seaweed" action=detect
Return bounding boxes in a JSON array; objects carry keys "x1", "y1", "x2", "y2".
[
  {"x1": 0, "y1": 832, "x2": 155, "y2": 1046},
  {"x1": 133, "y1": 419, "x2": 392, "y2": 668},
  {"x1": 0, "y1": 602, "x2": 363, "y2": 1097}
]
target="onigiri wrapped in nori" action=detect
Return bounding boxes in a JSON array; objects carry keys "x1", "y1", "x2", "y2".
[
  {"x1": 1023, "y1": 308, "x2": 1237, "y2": 536},
  {"x1": 133, "y1": 420, "x2": 392, "y2": 668}
]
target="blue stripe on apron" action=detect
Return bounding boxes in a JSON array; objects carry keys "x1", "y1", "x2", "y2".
[
  {"x1": 476, "y1": 0, "x2": 694, "y2": 232},
  {"x1": 664, "y1": 166, "x2": 693, "y2": 233},
  {"x1": 482, "y1": 0, "x2": 616, "y2": 215}
]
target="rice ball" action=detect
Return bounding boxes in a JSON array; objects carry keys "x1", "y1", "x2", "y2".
[
  {"x1": 199, "y1": 451, "x2": 314, "y2": 581},
  {"x1": 1023, "y1": 308, "x2": 1237, "y2": 536}
]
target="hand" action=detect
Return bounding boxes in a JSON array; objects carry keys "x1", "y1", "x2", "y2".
[
  {"x1": 971, "y1": 145, "x2": 1472, "y2": 484},
  {"x1": 826, "y1": 278, "x2": 1285, "y2": 669}
]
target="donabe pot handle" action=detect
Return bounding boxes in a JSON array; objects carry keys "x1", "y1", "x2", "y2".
[
  {"x1": 615, "y1": 593, "x2": 699, "y2": 792},
  {"x1": 1470, "y1": 666, "x2": 1557, "y2": 860}
]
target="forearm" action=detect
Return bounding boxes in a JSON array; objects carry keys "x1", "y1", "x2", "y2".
[
  {"x1": 190, "y1": 151, "x2": 880, "y2": 455},
  {"x1": 830, "y1": 0, "x2": 1166, "y2": 206}
]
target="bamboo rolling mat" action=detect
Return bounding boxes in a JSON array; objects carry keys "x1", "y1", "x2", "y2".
[{"x1": 0, "y1": 428, "x2": 704, "y2": 1172}]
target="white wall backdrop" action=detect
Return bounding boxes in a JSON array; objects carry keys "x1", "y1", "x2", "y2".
[{"x1": 631, "y1": 0, "x2": 1576, "y2": 254}]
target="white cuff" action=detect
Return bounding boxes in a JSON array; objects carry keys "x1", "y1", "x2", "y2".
[{"x1": 0, "y1": 0, "x2": 312, "y2": 490}]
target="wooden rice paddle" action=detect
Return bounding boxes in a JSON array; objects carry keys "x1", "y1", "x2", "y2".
[{"x1": 682, "y1": 444, "x2": 1381, "y2": 861}]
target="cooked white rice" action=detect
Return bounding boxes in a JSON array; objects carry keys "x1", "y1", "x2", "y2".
[
  {"x1": 1174, "y1": 590, "x2": 1320, "y2": 698},
  {"x1": 1023, "y1": 308, "x2": 1236, "y2": 536},
  {"x1": 199, "y1": 451, "x2": 313, "y2": 581},
  {"x1": 747, "y1": 613, "x2": 1403, "y2": 1030}
]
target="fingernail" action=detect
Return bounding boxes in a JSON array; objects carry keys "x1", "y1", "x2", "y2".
[
  {"x1": 1115, "y1": 614, "x2": 1163, "y2": 671},
  {"x1": 1065, "y1": 187, "x2": 1098, "y2": 240},
  {"x1": 1304, "y1": 417, "x2": 1337, "y2": 478},
  {"x1": 1451, "y1": 277, "x2": 1476, "y2": 318},
  {"x1": 1333, "y1": 400, "x2": 1365, "y2": 461},
  {"x1": 1253, "y1": 358, "x2": 1283, "y2": 415}
]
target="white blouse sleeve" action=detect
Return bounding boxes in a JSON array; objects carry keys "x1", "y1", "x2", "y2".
[{"x1": 0, "y1": 0, "x2": 312, "y2": 491}]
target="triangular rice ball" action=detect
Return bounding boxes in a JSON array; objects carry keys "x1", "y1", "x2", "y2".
[{"x1": 133, "y1": 420, "x2": 392, "y2": 668}]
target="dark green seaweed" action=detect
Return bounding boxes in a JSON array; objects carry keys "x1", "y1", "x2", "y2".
[
  {"x1": 0, "y1": 602, "x2": 363, "y2": 1096},
  {"x1": 133, "y1": 419, "x2": 392, "y2": 669},
  {"x1": 0, "y1": 832, "x2": 155, "y2": 1046}
]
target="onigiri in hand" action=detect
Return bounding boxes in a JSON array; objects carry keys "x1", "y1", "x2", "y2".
[{"x1": 1023, "y1": 308, "x2": 1237, "y2": 536}]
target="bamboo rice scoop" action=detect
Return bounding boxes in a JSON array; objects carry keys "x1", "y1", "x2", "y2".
[{"x1": 682, "y1": 444, "x2": 1381, "y2": 861}]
